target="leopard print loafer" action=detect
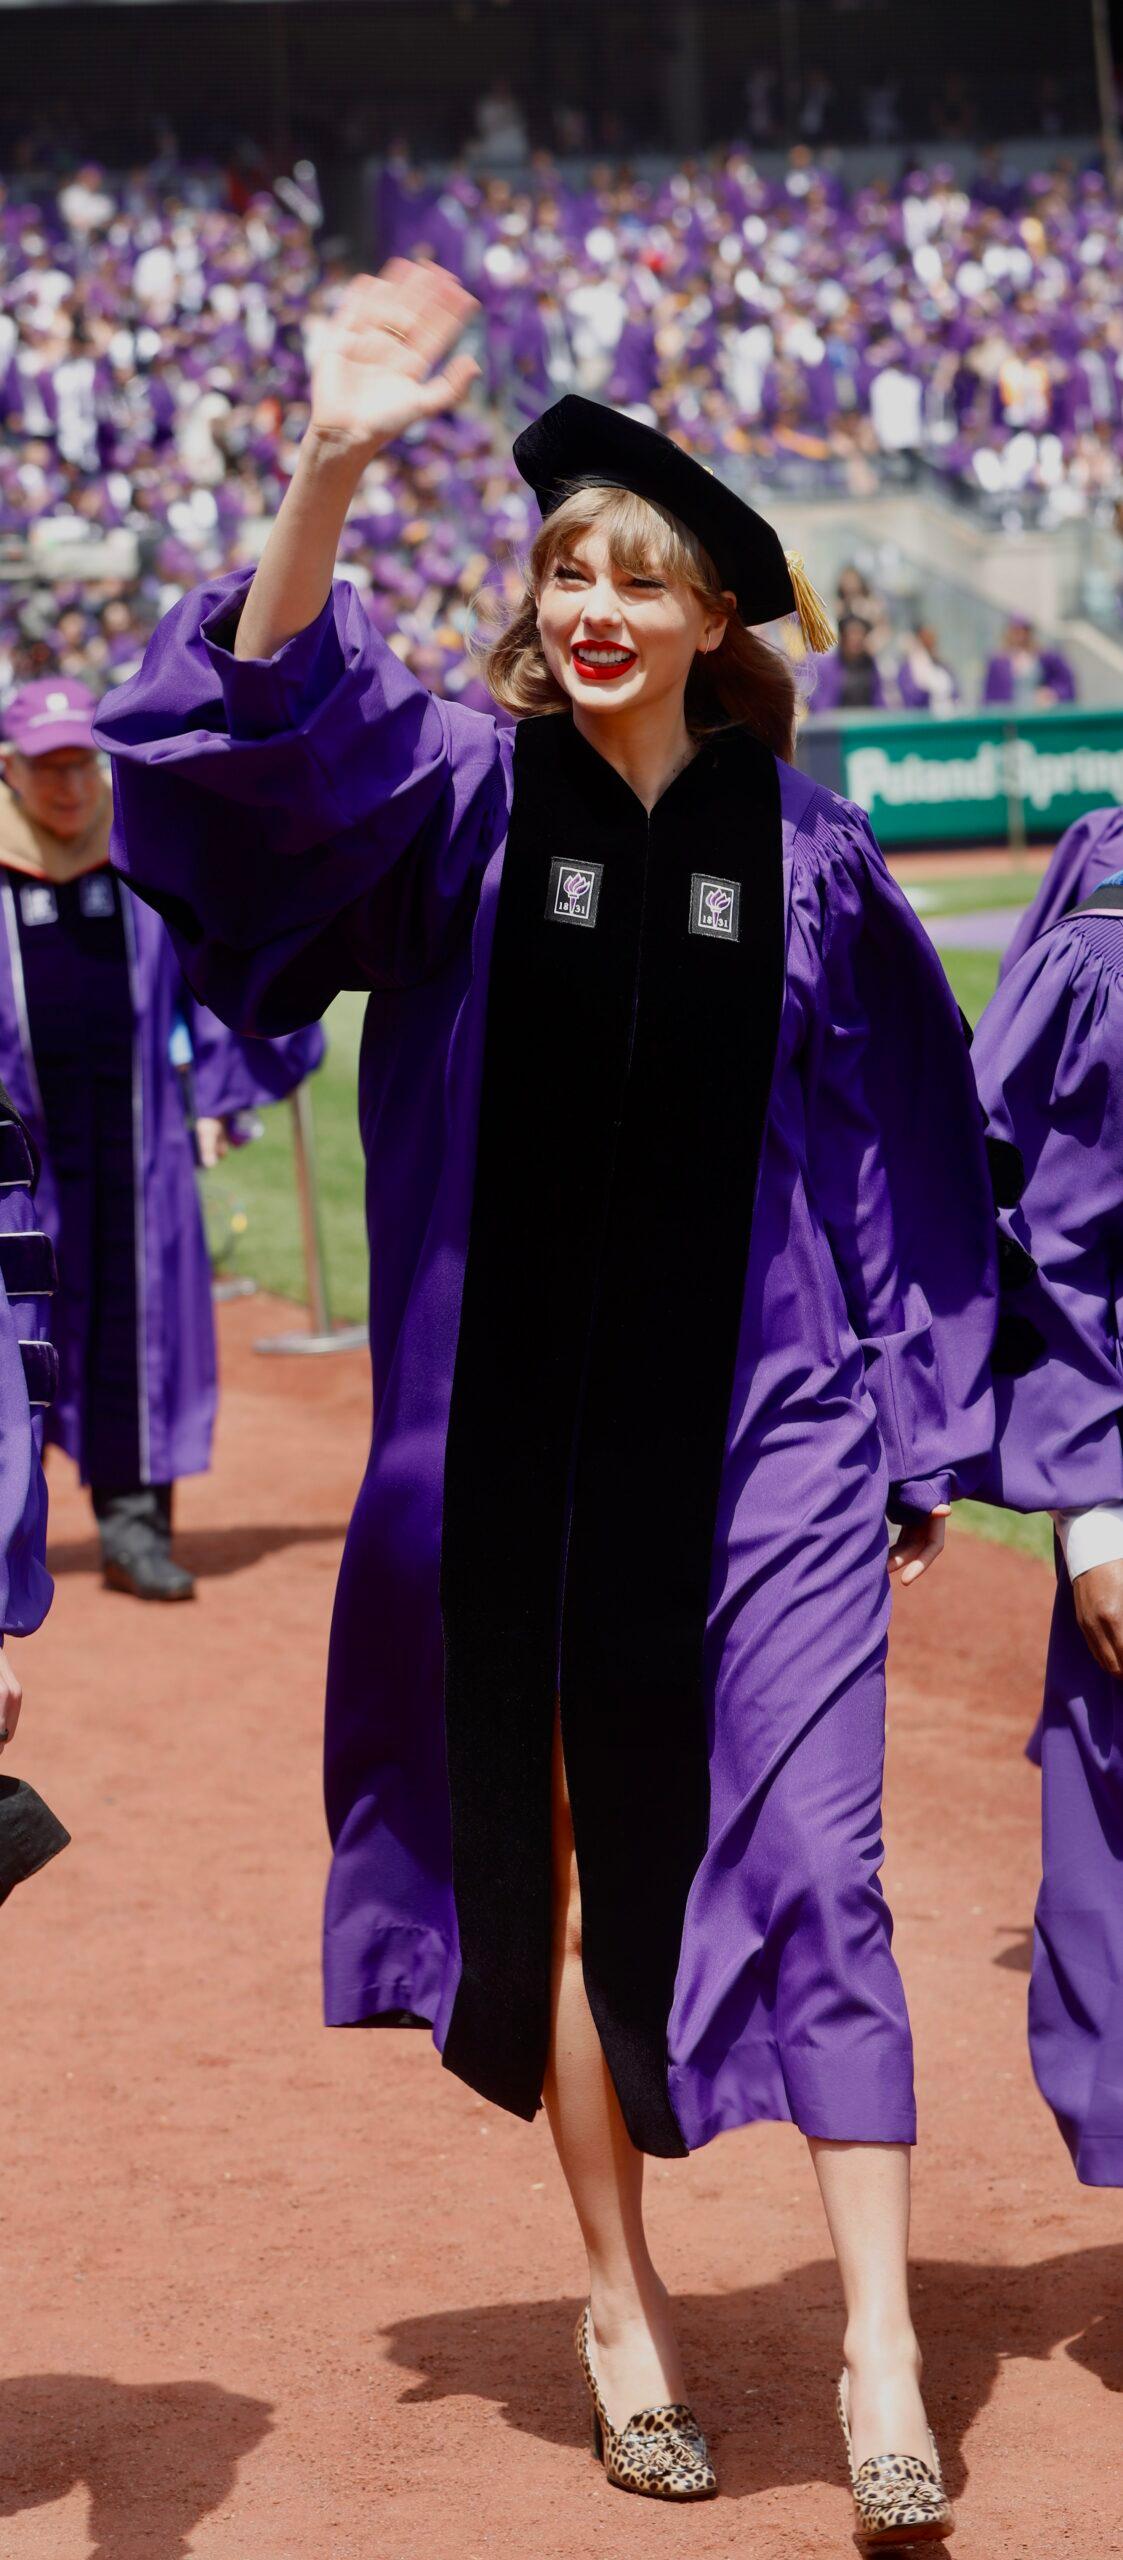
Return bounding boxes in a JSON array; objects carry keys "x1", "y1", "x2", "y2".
[
  {"x1": 575, "y1": 2307, "x2": 717, "y2": 2500},
  {"x1": 837, "y1": 2375, "x2": 954, "y2": 2546}
]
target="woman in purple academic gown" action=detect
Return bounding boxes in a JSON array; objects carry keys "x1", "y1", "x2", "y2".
[
  {"x1": 97, "y1": 261, "x2": 995, "y2": 2536},
  {"x1": 0, "y1": 678, "x2": 323, "y2": 1601},
  {"x1": 968, "y1": 869, "x2": 1123, "y2": 2187}
]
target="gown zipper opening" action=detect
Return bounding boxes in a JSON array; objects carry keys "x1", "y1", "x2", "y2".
[{"x1": 554, "y1": 805, "x2": 653, "y2": 1796}]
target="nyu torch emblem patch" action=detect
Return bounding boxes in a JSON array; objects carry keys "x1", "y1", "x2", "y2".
[
  {"x1": 547, "y1": 856, "x2": 604, "y2": 929},
  {"x1": 689, "y1": 873, "x2": 740, "y2": 942},
  {"x1": 19, "y1": 884, "x2": 58, "y2": 928},
  {"x1": 79, "y1": 873, "x2": 116, "y2": 920}
]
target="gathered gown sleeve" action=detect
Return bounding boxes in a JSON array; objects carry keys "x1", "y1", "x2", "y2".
[
  {"x1": 797, "y1": 800, "x2": 997, "y2": 1518},
  {"x1": 183, "y1": 991, "x2": 325, "y2": 1124},
  {"x1": 999, "y1": 805, "x2": 1123, "y2": 982},
  {"x1": 968, "y1": 912, "x2": 1123, "y2": 1514},
  {"x1": 94, "y1": 570, "x2": 513, "y2": 1035}
]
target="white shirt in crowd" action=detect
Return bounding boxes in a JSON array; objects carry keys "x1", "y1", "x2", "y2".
[{"x1": 870, "y1": 365, "x2": 923, "y2": 452}]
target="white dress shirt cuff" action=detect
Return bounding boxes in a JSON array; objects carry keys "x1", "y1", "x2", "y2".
[{"x1": 1053, "y1": 1501, "x2": 1123, "y2": 1581}]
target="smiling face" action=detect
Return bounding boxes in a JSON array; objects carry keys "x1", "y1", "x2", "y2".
[{"x1": 534, "y1": 493, "x2": 731, "y2": 725}]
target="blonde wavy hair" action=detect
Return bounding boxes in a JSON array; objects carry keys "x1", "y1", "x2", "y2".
[{"x1": 480, "y1": 483, "x2": 798, "y2": 760}]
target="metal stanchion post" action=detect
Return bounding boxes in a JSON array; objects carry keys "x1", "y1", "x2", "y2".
[
  {"x1": 1003, "y1": 721, "x2": 1027, "y2": 856},
  {"x1": 188, "y1": 1055, "x2": 258, "y2": 1303},
  {"x1": 255, "y1": 1084, "x2": 368, "y2": 1356}
]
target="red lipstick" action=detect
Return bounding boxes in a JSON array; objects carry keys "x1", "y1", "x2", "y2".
[{"x1": 571, "y1": 644, "x2": 638, "y2": 683}]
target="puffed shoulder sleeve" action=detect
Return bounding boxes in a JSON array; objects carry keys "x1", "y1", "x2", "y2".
[
  {"x1": 796, "y1": 798, "x2": 997, "y2": 1518},
  {"x1": 969, "y1": 911, "x2": 1123, "y2": 1513},
  {"x1": 95, "y1": 571, "x2": 513, "y2": 1033},
  {"x1": 998, "y1": 804, "x2": 1123, "y2": 983}
]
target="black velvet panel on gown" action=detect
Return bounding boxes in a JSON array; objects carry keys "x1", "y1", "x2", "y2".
[
  {"x1": 439, "y1": 714, "x2": 785, "y2": 2155},
  {"x1": 5, "y1": 864, "x2": 141, "y2": 1486}
]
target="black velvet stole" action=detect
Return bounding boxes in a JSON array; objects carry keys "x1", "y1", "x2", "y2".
[
  {"x1": 439, "y1": 713, "x2": 784, "y2": 2154},
  {"x1": 1072, "y1": 885, "x2": 1123, "y2": 916}
]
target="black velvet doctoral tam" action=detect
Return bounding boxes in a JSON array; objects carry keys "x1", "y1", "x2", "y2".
[{"x1": 513, "y1": 394, "x2": 798, "y2": 627}]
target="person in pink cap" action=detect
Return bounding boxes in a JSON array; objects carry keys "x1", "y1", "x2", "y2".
[{"x1": 0, "y1": 678, "x2": 323, "y2": 1598}]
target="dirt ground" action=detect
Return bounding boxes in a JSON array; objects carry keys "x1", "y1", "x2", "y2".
[{"x1": 2, "y1": 1294, "x2": 1117, "y2": 2560}]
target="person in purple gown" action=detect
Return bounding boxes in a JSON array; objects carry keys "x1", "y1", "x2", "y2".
[
  {"x1": 983, "y1": 617, "x2": 1077, "y2": 707},
  {"x1": 0, "y1": 678, "x2": 323, "y2": 1600},
  {"x1": 0, "y1": 1074, "x2": 67, "y2": 1907},
  {"x1": 96, "y1": 260, "x2": 996, "y2": 2536},
  {"x1": 811, "y1": 612, "x2": 887, "y2": 711},
  {"x1": 968, "y1": 869, "x2": 1123, "y2": 2185},
  {"x1": 993, "y1": 804, "x2": 1123, "y2": 1789},
  {"x1": 999, "y1": 803, "x2": 1123, "y2": 980},
  {"x1": 893, "y1": 624, "x2": 960, "y2": 714}
]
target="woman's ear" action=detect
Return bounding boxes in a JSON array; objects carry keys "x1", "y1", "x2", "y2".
[{"x1": 699, "y1": 592, "x2": 736, "y2": 655}]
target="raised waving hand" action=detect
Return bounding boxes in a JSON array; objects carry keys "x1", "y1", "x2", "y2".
[
  {"x1": 236, "y1": 257, "x2": 480, "y2": 660},
  {"x1": 310, "y1": 259, "x2": 481, "y2": 457}
]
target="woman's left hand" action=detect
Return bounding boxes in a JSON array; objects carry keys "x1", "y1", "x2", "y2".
[
  {"x1": 195, "y1": 1115, "x2": 231, "y2": 1169},
  {"x1": 888, "y1": 1503, "x2": 949, "y2": 1589}
]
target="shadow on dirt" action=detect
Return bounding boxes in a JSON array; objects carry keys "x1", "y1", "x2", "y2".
[
  {"x1": 993, "y1": 1926, "x2": 1034, "y2": 1974},
  {"x1": 47, "y1": 1522, "x2": 349, "y2": 1581},
  {"x1": 383, "y1": 2244, "x2": 1123, "y2": 2501},
  {"x1": 0, "y1": 2373, "x2": 273, "y2": 2557}
]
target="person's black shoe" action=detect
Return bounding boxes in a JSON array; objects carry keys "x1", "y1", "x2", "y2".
[
  {"x1": 103, "y1": 1550, "x2": 196, "y2": 1602},
  {"x1": 93, "y1": 1480, "x2": 195, "y2": 1601},
  {"x1": 0, "y1": 1776, "x2": 71, "y2": 1904}
]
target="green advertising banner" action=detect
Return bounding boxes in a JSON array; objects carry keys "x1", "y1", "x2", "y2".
[{"x1": 803, "y1": 708, "x2": 1123, "y2": 849}]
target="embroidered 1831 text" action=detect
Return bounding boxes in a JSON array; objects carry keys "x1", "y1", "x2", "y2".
[
  {"x1": 690, "y1": 874, "x2": 740, "y2": 941},
  {"x1": 547, "y1": 857, "x2": 604, "y2": 929}
]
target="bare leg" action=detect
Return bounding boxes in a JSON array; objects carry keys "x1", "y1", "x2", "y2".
[
  {"x1": 809, "y1": 2139, "x2": 934, "y2": 2469},
  {"x1": 543, "y1": 1713, "x2": 685, "y2": 2430}
]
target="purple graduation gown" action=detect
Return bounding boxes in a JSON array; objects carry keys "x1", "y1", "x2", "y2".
[
  {"x1": 0, "y1": 880, "x2": 322, "y2": 1486},
  {"x1": 970, "y1": 883, "x2": 1123, "y2": 2183},
  {"x1": 0, "y1": 1089, "x2": 54, "y2": 1637},
  {"x1": 96, "y1": 574, "x2": 996, "y2": 2158},
  {"x1": 1000, "y1": 804, "x2": 1123, "y2": 981},
  {"x1": 808, "y1": 650, "x2": 886, "y2": 712}
]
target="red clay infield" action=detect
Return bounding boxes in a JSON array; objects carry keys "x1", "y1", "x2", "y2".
[{"x1": 2, "y1": 1294, "x2": 1116, "y2": 2558}]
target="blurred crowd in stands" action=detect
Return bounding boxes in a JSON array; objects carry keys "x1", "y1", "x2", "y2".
[
  {"x1": 0, "y1": 158, "x2": 528, "y2": 712},
  {"x1": 0, "y1": 144, "x2": 1110, "y2": 714},
  {"x1": 381, "y1": 150, "x2": 1123, "y2": 522},
  {"x1": 813, "y1": 567, "x2": 1075, "y2": 712}
]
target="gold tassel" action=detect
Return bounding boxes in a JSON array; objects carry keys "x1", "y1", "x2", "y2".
[{"x1": 784, "y1": 551, "x2": 837, "y2": 655}]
